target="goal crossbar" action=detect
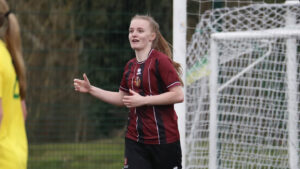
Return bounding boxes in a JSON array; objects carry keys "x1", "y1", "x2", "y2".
[{"x1": 211, "y1": 28, "x2": 300, "y2": 40}]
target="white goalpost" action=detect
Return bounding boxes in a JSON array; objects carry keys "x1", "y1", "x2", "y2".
[
  {"x1": 173, "y1": 0, "x2": 187, "y2": 168},
  {"x1": 210, "y1": 28, "x2": 300, "y2": 169},
  {"x1": 174, "y1": 0, "x2": 300, "y2": 169}
]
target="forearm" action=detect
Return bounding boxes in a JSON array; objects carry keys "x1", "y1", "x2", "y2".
[
  {"x1": 144, "y1": 90, "x2": 184, "y2": 106},
  {"x1": 123, "y1": 86, "x2": 184, "y2": 108},
  {"x1": 89, "y1": 86, "x2": 124, "y2": 106}
]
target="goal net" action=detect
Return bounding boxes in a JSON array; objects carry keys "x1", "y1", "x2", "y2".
[{"x1": 186, "y1": 2, "x2": 300, "y2": 169}]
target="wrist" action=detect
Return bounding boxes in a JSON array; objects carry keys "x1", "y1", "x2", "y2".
[
  {"x1": 88, "y1": 85, "x2": 94, "y2": 94},
  {"x1": 144, "y1": 95, "x2": 151, "y2": 106}
]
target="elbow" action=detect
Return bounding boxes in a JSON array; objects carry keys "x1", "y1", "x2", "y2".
[
  {"x1": 177, "y1": 92, "x2": 184, "y2": 103},
  {"x1": 116, "y1": 101, "x2": 125, "y2": 107},
  {"x1": 170, "y1": 86, "x2": 184, "y2": 103},
  {"x1": 179, "y1": 96, "x2": 184, "y2": 103}
]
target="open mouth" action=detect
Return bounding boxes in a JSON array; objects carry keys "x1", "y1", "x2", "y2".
[{"x1": 132, "y1": 39, "x2": 139, "y2": 42}]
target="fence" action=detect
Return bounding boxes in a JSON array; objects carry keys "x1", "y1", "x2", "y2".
[{"x1": 8, "y1": 0, "x2": 173, "y2": 168}]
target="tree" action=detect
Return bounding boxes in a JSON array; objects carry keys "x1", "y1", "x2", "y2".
[{"x1": 9, "y1": 0, "x2": 173, "y2": 143}]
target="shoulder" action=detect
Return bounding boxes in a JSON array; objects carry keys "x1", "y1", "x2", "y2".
[
  {"x1": 0, "y1": 41, "x2": 10, "y2": 72},
  {"x1": 124, "y1": 58, "x2": 136, "y2": 68},
  {"x1": 0, "y1": 40, "x2": 9, "y2": 59},
  {"x1": 150, "y1": 49, "x2": 172, "y2": 65},
  {"x1": 151, "y1": 49, "x2": 169, "y2": 59},
  {"x1": 0, "y1": 40, "x2": 6, "y2": 58}
]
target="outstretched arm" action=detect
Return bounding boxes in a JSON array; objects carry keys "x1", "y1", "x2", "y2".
[
  {"x1": 122, "y1": 85, "x2": 184, "y2": 108},
  {"x1": 74, "y1": 73, "x2": 126, "y2": 106}
]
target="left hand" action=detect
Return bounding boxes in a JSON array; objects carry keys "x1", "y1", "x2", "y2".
[{"x1": 122, "y1": 89, "x2": 146, "y2": 108}]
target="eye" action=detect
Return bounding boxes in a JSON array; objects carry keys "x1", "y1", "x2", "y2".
[{"x1": 137, "y1": 28, "x2": 144, "y2": 33}]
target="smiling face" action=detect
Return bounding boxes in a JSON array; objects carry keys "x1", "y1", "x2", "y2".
[{"x1": 129, "y1": 18, "x2": 156, "y2": 51}]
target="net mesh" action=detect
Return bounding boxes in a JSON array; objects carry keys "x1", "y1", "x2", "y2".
[{"x1": 186, "y1": 2, "x2": 300, "y2": 169}]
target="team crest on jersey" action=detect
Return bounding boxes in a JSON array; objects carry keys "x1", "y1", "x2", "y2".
[
  {"x1": 137, "y1": 68, "x2": 141, "y2": 75},
  {"x1": 134, "y1": 76, "x2": 141, "y2": 87}
]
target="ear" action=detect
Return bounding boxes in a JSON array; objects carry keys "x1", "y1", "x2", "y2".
[{"x1": 150, "y1": 32, "x2": 156, "y2": 41}]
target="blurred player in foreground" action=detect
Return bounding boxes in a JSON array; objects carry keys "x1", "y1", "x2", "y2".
[{"x1": 0, "y1": 0, "x2": 28, "y2": 168}]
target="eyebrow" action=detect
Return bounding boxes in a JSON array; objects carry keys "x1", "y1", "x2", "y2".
[{"x1": 129, "y1": 26, "x2": 145, "y2": 29}]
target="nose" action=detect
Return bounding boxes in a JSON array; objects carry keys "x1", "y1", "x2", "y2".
[{"x1": 131, "y1": 30, "x2": 138, "y2": 37}]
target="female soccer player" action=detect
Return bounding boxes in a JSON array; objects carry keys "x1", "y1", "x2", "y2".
[
  {"x1": 74, "y1": 14, "x2": 183, "y2": 169},
  {"x1": 0, "y1": 0, "x2": 28, "y2": 168}
]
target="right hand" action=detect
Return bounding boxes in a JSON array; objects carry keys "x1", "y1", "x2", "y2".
[{"x1": 73, "y1": 73, "x2": 91, "y2": 93}]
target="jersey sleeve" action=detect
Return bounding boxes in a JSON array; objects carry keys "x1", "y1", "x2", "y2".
[
  {"x1": 119, "y1": 61, "x2": 130, "y2": 93},
  {"x1": 158, "y1": 55, "x2": 182, "y2": 90}
]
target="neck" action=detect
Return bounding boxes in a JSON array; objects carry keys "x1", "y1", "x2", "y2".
[{"x1": 135, "y1": 46, "x2": 152, "y2": 62}]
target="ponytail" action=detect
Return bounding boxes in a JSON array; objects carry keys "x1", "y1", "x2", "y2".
[
  {"x1": 5, "y1": 12, "x2": 26, "y2": 99},
  {"x1": 0, "y1": 0, "x2": 26, "y2": 99},
  {"x1": 154, "y1": 32, "x2": 183, "y2": 85}
]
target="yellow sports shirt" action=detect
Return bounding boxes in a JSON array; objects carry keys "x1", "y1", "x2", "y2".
[{"x1": 0, "y1": 40, "x2": 28, "y2": 169}]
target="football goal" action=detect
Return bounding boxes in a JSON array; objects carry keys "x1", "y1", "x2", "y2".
[{"x1": 174, "y1": 1, "x2": 300, "y2": 169}]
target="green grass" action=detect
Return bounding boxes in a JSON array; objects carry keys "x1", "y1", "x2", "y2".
[{"x1": 28, "y1": 137, "x2": 124, "y2": 169}]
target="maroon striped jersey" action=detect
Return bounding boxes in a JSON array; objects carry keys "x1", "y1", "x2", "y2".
[{"x1": 119, "y1": 49, "x2": 182, "y2": 144}]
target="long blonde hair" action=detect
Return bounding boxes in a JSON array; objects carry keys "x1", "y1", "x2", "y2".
[
  {"x1": 0, "y1": 0, "x2": 26, "y2": 99},
  {"x1": 131, "y1": 15, "x2": 183, "y2": 85}
]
